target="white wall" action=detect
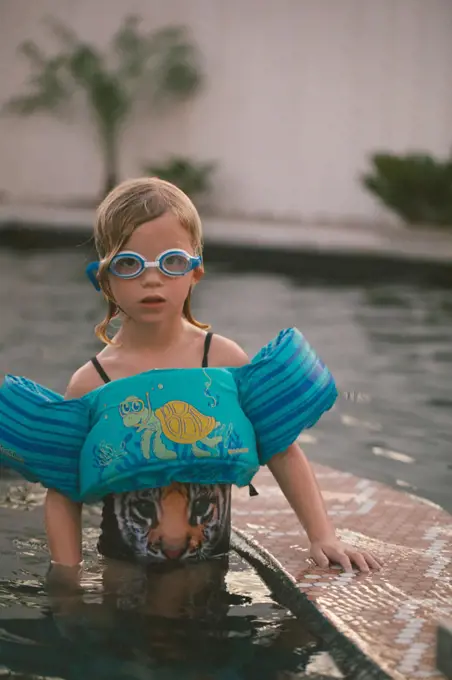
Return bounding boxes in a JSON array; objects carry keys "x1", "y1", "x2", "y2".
[{"x1": 1, "y1": 0, "x2": 451, "y2": 223}]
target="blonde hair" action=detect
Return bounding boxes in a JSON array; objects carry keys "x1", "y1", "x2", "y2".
[{"x1": 93, "y1": 177, "x2": 209, "y2": 344}]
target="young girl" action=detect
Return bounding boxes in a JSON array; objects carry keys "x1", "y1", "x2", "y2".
[{"x1": 45, "y1": 177, "x2": 381, "y2": 575}]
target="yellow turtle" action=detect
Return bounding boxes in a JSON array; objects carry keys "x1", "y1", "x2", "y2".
[
  {"x1": 119, "y1": 394, "x2": 223, "y2": 460},
  {"x1": 155, "y1": 401, "x2": 217, "y2": 444}
]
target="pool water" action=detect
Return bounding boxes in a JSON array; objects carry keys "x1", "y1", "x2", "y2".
[{"x1": 0, "y1": 501, "x2": 346, "y2": 679}]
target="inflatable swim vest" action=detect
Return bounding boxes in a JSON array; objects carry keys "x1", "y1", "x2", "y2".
[{"x1": 0, "y1": 328, "x2": 337, "y2": 502}]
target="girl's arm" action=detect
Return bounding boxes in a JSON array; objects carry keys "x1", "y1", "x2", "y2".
[
  {"x1": 45, "y1": 489, "x2": 83, "y2": 566},
  {"x1": 45, "y1": 363, "x2": 100, "y2": 567},
  {"x1": 267, "y1": 443, "x2": 382, "y2": 572}
]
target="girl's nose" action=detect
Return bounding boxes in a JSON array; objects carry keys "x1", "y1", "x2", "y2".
[{"x1": 141, "y1": 266, "x2": 165, "y2": 286}]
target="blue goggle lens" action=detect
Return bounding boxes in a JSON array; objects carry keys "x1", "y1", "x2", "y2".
[
  {"x1": 110, "y1": 254, "x2": 143, "y2": 277},
  {"x1": 160, "y1": 252, "x2": 191, "y2": 274}
]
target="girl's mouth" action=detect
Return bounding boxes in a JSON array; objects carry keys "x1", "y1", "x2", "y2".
[{"x1": 140, "y1": 295, "x2": 166, "y2": 307}]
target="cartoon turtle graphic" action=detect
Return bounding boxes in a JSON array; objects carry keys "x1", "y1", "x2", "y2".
[{"x1": 119, "y1": 394, "x2": 224, "y2": 459}]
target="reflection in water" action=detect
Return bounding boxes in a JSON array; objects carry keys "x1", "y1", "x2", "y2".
[{"x1": 0, "y1": 508, "x2": 339, "y2": 679}]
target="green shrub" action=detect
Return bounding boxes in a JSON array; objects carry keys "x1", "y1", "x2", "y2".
[
  {"x1": 144, "y1": 156, "x2": 215, "y2": 203},
  {"x1": 362, "y1": 152, "x2": 452, "y2": 226}
]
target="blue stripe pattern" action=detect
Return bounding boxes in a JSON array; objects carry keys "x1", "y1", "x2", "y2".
[
  {"x1": 0, "y1": 375, "x2": 90, "y2": 501},
  {"x1": 235, "y1": 328, "x2": 337, "y2": 464}
]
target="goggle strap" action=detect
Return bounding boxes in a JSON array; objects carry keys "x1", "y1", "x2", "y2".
[{"x1": 86, "y1": 262, "x2": 101, "y2": 291}]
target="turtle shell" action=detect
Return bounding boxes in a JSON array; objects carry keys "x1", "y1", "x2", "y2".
[{"x1": 155, "y1": 401, "x2": 217, "y2": 444}]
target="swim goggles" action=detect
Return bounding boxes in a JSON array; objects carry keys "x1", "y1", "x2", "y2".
[{"x1": 86, "y1": 249, "x2": 202, "y2": 291}]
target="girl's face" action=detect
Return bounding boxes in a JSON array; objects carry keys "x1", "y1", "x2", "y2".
[{"x1": 108, "y1": 212, "x2": 203, "y2": 323}]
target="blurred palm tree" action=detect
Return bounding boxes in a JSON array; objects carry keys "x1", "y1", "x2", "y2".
[{"x1": 5, "y1": 16, "x2": 203, "y2": 197}]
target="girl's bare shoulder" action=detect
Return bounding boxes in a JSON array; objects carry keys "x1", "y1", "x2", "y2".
[
  {"x1": 65, "y1": 360, "x2": 106, "y2": 399},
  {"x1": 208, "y1": 334, "x2": 249, "y2": 367}
]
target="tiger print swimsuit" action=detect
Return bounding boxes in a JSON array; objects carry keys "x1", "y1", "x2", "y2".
[{"x1": 92, "y1": 333, "x2": 232, "y2": 564}]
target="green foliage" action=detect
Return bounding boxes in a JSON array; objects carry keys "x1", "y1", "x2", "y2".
[
  {"x1": 5, "y1": 15, "x2": 204, "y2": 195},
  {"x1": 362, "y1": 152, "x2": 452, "y2": 226},
  {"x1": 144, "y1": 156, "x2": 216, "y2": 202}
]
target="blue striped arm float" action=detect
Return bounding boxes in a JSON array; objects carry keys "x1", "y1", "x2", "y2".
[
  {"x1": 235, "y1": 328, "x2": 338, "y2": 465},
  {"x1": 0, "y1": 376, "x2": 90, "y2": 500}
]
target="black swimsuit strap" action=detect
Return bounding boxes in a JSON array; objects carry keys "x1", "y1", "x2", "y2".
[
  {"x1": 202, "y1": 332, "x2": 213, "y2": 368},
  {"x1": 91, "y1": 356, "x2": 111, "y2": 384}
]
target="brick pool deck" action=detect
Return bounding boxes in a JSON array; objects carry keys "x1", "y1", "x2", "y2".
[{"x1": 232, "y1": 463, "x2": 452, "y2": 680}]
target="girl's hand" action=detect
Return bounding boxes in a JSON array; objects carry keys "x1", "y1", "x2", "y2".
[{"x1": 309, "y1": 538, "x2": 383, "y2": 573}]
